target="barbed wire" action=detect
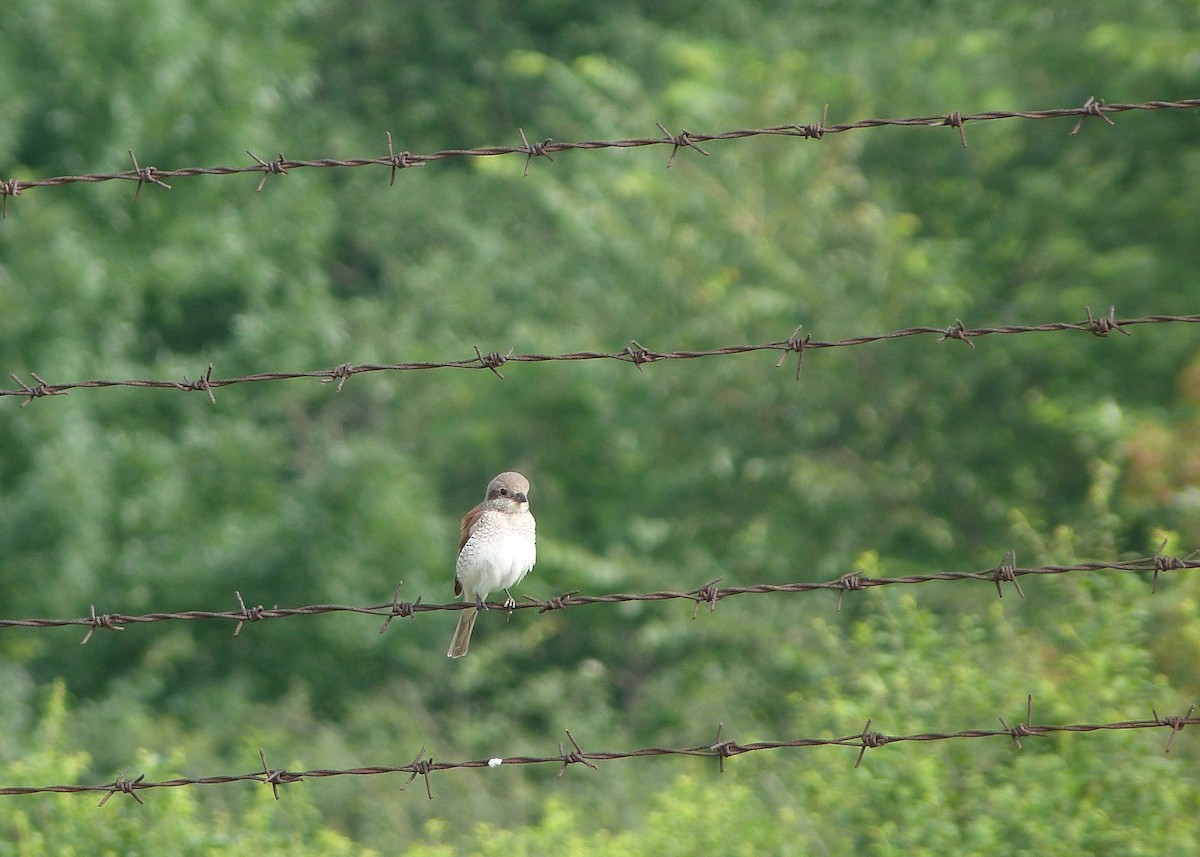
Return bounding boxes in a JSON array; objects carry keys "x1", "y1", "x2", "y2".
[
  {"x1": 1, "y1": 546, "x2": 1194, "y2": 644},
  {"x1": 1, "y1": 97, "x2": 1196, "y2": 216},
  {"x1": 4, "y1": 307, "x2": 1196, "y2": 405},
  {"x1": 1, "y1": 697, "x2": 1194, "y2": 804}
]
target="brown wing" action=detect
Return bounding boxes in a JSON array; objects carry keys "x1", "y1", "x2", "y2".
[{"x1": 454, "y1": 502, "x2": 486, "y2": 596}]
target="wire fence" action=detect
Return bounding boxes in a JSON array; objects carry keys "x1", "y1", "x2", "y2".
[
  {"x1": 5, "y1": 307, "x2": 1196, "y2": 405},
  {"x1": 3, "y1": 94, "x2": 1198, "y2": 815},
  {"x1": 2, "y1": 97, "x2": 1197, "y2": 216},
  {"x1": 1, "y1": 697, "x2": 1194, "y2": 804},
  {"x1": 1, "y1": 546, "x2": 1194, "y2": 643}
]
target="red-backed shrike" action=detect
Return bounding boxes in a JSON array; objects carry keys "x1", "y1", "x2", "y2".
[{"x1": 447, "y1": 471, "x2": 537, "y2": 658}]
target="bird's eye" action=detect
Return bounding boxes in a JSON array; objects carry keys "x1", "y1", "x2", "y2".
[{"x1": 499, "y1": 488, "x2": 508, "y2": 496}]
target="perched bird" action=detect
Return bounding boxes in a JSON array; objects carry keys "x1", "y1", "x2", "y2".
[{"x1": 447, "y1": 471, "x2": 537, "y2": 658}]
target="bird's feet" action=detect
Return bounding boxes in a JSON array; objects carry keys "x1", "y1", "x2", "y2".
[
  {"x1": 502, "y1": 589, "x2": 517, "y2": 611},
  {"x1": 474, "y1": 594, "x2": 487, "y2": 611}
]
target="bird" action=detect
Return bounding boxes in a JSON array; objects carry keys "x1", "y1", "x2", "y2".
[{"x1": 447, "y1": 471, "x2": 537, "y2": 658}]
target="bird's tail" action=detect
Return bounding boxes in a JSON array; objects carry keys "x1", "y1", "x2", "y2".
[{"x1": 447, "y1": 606, "x2": 478, "y2": 658}]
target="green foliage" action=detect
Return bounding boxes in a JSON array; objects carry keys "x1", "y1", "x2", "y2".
[
  {"x1": 403, "y1": 584, "x2": 1199, "y2": 857},
  {"x1": 0, "y1": 0, "x2": 1198, "y2": 851},
  {"x1": 0, "y1": 682, "x2": 369, "y2": 856}
]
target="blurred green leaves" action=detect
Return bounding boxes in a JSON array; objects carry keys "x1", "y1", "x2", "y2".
[{"x1": 0, "y1": 0, "x2": 1198, "y2": 850}]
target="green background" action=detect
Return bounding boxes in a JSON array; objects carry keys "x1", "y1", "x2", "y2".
[{"x1": 1, "y1": 1, "x2": 1199, "y2": 853}]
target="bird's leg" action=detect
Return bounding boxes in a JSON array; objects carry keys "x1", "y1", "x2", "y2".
[
  {"x1": 474, "y1": 594, "x2": 487, "y2": 611},
  {"x1": 502, "y1": 589, "x2": 516, "y2": 611}
]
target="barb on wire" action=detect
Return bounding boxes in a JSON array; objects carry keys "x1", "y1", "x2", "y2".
[
  {"x1": 127, "y1": 150, "x2": 171, "y2": 202},
  {"x1": 2, "y1": 549, "x2": 1196, "y2": 640},
  {"x1": 97, "y1": 768, "x2": 145, "y2": 807},
  {"x1": 257, "y1": 749, "x2": 303, "y2": 801},
  {"x1": 1071, "y1": 96, "x2": 1117, "y2": 136},
  {"x1": 1, "y1": 98, "x2": 1196, "y2": 215},
  {"x1": 384, "y1": 131, "x2": 423, "y2": 186},
  {"x1": 3, "y1": 308, "x2": 1196, "y2": 405},
  {"x1": 2, "y1": 699, "x2": 1195, "y2": 802},
  {"x1": 8, "y1": 372, "x2": 68, "y2": 407}
]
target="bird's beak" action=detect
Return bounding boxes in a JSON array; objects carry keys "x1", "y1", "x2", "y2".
[{"x1": 515, "y1": 492, "x2": 528, "y2": 504}]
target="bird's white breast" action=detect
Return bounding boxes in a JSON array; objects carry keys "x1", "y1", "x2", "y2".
[{"x1": 456, "y1": 510, "x2": 536, "y2": 601}]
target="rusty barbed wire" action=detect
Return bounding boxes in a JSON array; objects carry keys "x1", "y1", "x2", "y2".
[
  {"x1": 1, "y1": 97, "x2": 1196, "y2": 216},
  {"x1": 3, "y1": 307, "x2": 1195, "y2": 405},
  {"x1": 2, "y1": 546, "x2": 1195, "y2": 642},
  {"x1": 1, "y1": 697, "x2": 1194, "y2": 803}
]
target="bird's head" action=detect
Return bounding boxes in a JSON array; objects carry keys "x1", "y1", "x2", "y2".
[{"x1": 484, "y1": 471, "x2": 530, "y2": 512}]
